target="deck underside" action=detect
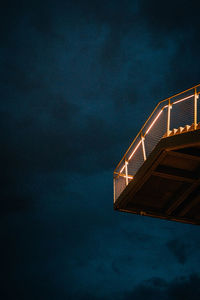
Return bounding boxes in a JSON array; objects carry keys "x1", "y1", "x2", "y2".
[{"x1": 114, "y1": 129, "x2": 200, "y2": 225}]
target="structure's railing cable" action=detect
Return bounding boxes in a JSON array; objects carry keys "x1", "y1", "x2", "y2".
[{"x1": 114, "y1": 84, "x2": 200, "y2": 202}]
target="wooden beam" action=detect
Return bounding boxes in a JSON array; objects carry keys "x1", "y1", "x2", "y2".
[
  {"x1": 155, "y1": 165, "x2": 196, "y2": 180},
  {"x1": 178, "y1": 194, "x2": 200, "y2": 217},
  {"x1": 152, "y1": 171, "x2": 194, "y2": 183},
  {"x1": 169, "y1": 150, "x2": 200, "y2": 162},
  {"x1": 166, "y1": 178, "x2": 200, "y2": 215}
]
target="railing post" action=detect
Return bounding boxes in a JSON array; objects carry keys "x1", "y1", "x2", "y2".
[
  {"x1": 141, "y1": 133, "x2": 146, "y2": 161},
  {"x1": 113, "y1": 176, "x2": 116, "y2": 203},
  {"x1": 167, "y1": 99, "x2": 172, "y2": 136},
  {"x1": 194, "y1": 88, "x2": 198, "y2": 130},
  {"x1": 125, "y1": 160, "x2": 128, "y2": 186}
]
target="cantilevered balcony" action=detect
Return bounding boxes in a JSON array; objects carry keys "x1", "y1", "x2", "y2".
[{"x1": 113, "y1": 84, "x2": 200, "y2": 225}]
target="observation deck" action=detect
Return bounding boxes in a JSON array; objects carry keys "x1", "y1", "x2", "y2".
[{"x1": 113, "y1": 84, "x2": 200, "y2": 225}]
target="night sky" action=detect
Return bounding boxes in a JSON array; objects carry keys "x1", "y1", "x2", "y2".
[{"x1": 1, "y1": 1, "x2": 200, "y2": 299}]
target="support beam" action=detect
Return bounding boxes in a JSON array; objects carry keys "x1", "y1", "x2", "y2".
[
  {"x1": 178, "y1": 194, "x2": 200, "y2": 217},
  {"x1": 166, "y1": 178, "x2": 200, "y2": 215},
  {"x1": 152, "y1": 171, "x2": 194, "y2": 183},
  {"x1": 154, "y1": 165, "x2": 196, "y2": 180},
  {"x1": 169, "y1": 150, "x2": 200, "y2": 162}
]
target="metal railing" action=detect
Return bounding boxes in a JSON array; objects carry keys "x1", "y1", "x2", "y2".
[{"x1": 114, "y1": 84, "x2": 200, "y2": 203}]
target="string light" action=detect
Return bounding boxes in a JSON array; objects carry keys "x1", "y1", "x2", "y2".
[
  {"x1": 128, "y1": 140, "x2": 142, "y2": 161},
  {"x1": 145, "y1": 110, "x2": 163, "y2": 135}
]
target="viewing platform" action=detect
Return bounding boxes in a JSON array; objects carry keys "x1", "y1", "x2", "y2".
[{"x1": 113, "y1": 84, "x2": 200, "y2": 225}]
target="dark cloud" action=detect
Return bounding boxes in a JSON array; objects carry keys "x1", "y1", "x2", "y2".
[
  {"x1": 140, "y1": 0, "x2": 200, "y2": 33},
  {"x1": 139, "y1": 0, "x2": 200, "y2": 95},
  {"x1": 124, "y1": 274, "x2": 200, "y2": 300},
  {"x1": 168, "y1": 273, "x2": 200, "y2": 300},
  {"x1": 166, "y1": 33, "x2": 200, "y2": 92},
  {"x1": 0, "y1": 106, "x2": 129, "y2": 178},
  {"x1": 1, "y1": 194, "x2": 33, "y2": 215},
  {"x1": 111, "y1": 255, "x2": 134, "y2": 275},
  {"x1": 167, "y1": 238, "x2": 190, "y2": 264}
]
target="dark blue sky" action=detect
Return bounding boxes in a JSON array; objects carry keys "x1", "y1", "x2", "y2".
[{"x1": 1, "y1": 1, "x2": 200, "y2": 299}]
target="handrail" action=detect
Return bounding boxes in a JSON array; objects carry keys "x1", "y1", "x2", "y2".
[
  {"x1": 114, "y1": 84, "x2": 200, "y2": 173},
  {"x1": 113, "y1": 83, "x2": 200, "y2": 202}
]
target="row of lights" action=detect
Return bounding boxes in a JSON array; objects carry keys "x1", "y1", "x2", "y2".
[{"x1": 119, "y1": 94, "x2": 195, "y2": 174}]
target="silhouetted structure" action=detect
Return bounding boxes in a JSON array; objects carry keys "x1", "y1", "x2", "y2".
[{"x1": 114, "y1": 84, "x2": 200, "y2": 225}]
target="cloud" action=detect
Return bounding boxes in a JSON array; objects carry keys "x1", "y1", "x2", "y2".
[
  {"x1": 166, "y1": 238, "x2": 190, "y2": 264},
  {"x1": 139, "y1": 0, "x2": 200, "y2": 33},
  {"x1": 124, "y1": 273, "x2": 200, "y2": 300},
  {"x1": 138, "y1": 0, "x2": 200, "y2": 94},
  {"x1": 111, "y1": 255, "x2": 134, "y2": 275}
]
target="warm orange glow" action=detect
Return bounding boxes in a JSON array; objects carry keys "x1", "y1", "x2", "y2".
[
  {"x1": 173, "y1": 94, "x2": 194, "y2": 105},
  {"x1": 118, "y1": 93, "x2": 196, "y2": 175},
  {"x1": 128, "y1": 140, "x2": 142, "y2": 161},
  {"x1": 163, "y1": 94, "x2": 194, "y2": 109},
  {"x1": 119, "y1": 140, "x2": 142, "y2": 173},
  {"x1": 120, "y1": 165, "x2": 125, "y2": 173},
  {"x1": 123, "y1": 174, "x2": 134, "y2": 179},
  {"x1": 163, "y1": 104, "x2": 170, "y2": 109},
  {"x1": 115, "y1": 173, "x2": 133, "y2": 179},
  {"x1": 145, "y1": 110, "x2": 163, "y2": 135},
  {"x1": 114, "y1": 83, "x2": 200, "y2": 203}
]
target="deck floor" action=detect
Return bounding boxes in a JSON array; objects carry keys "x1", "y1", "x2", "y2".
[{"x1": 114, "y1": 129, "x2": 200, "y2": 225}]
